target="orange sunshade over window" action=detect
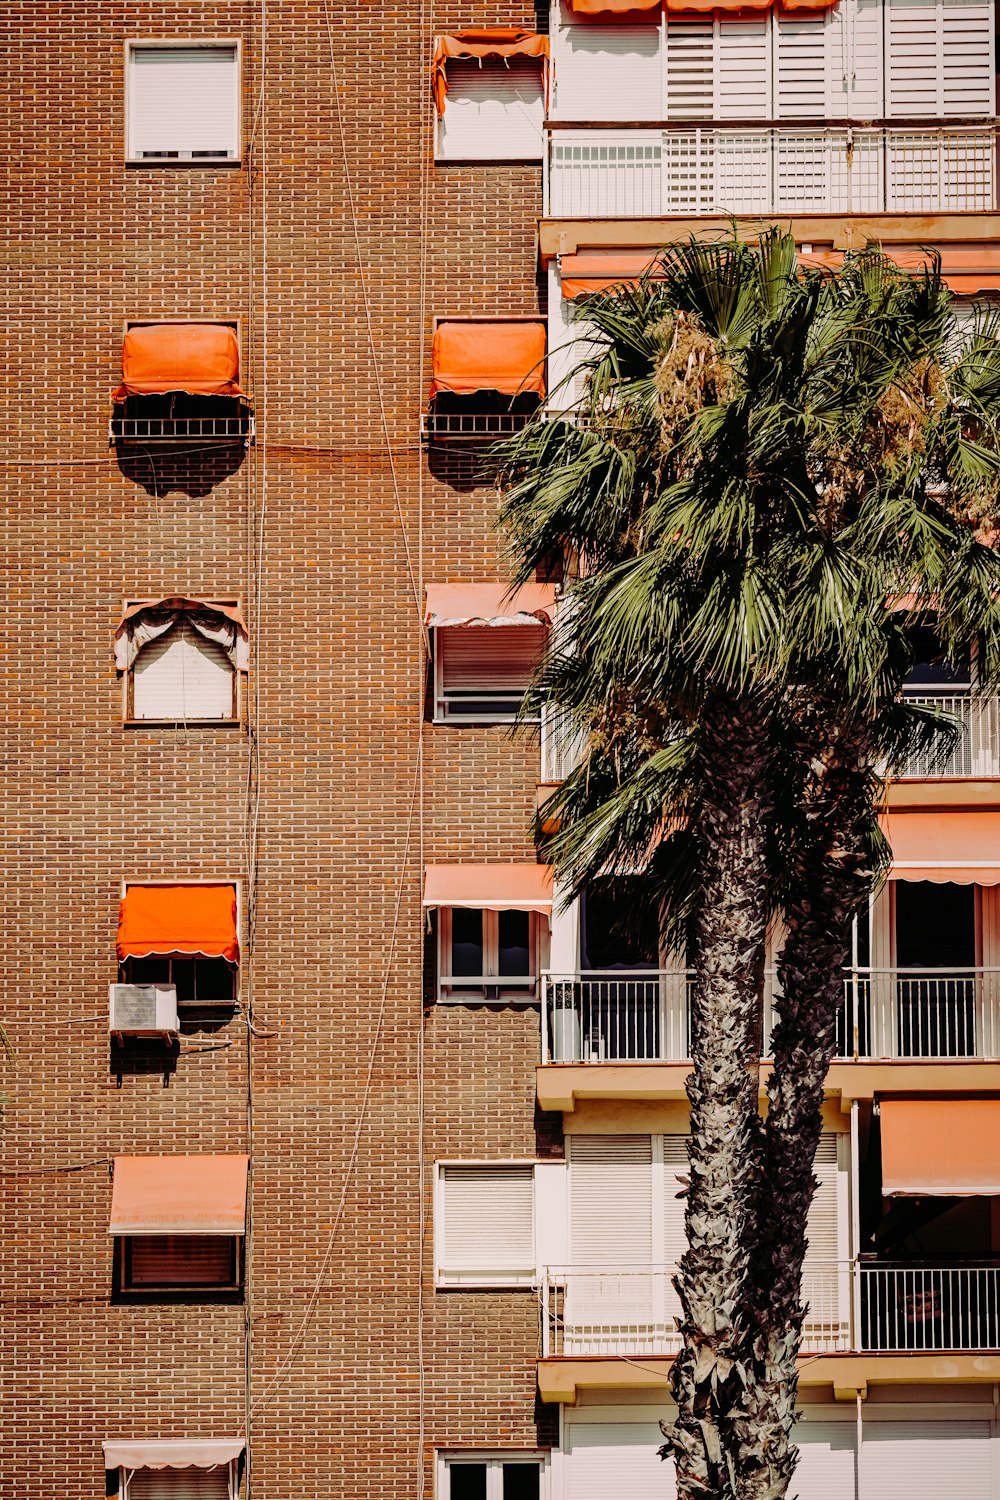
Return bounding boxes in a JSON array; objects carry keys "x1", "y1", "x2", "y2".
[
  {"x1": 113, "y1": 323, "x2": 246, "y2": 400},
  {"x1": 561, "y1": 249, "x2": 665, "y2": 301},
  {"x1": 109, "y1": 1155, "x2": 249, "y2": 1234},
  {"x1": 569, "y1": 0, "x2": 835, "y2": 12},
  {"x1": 423, "y1": 864, "x2": 553, "y2": 914},
  {"x1": 569, "y1": 0, "x2": 662, "y2": 14},
  {"x1": 882, "y1": 811, "x2": 1000, "y2": 886},
  {"x1": 431, "y1": 29, "x2": 550, "y2": 115},
  {"x1": 117, "y1": 883, "x2": 239, "y2": 963},
  {"x1": 800, "y1": 245, "x2": 1000, "y2": 294},
  {"x1": 424, "y1": 581, "x2": 556, "y2": 628},
  {"x1": 430, "y1": 322, "x2": 546, "y2": 400},
  {"x1": 881, "y1": 1101, "x2": 1000, "y2": 1196}
]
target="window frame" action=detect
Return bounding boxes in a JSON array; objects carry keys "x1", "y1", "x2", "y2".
[
  {"x1": 437, "y1": 1452, "x2": 549, "y2": 1500},
  {"x1": 118, "y1": 1233, "x2": 244, "y2": 1294},
  {"x1": 121, "y1": 594, "x2": 244, "y2": 726},
  {"x1": 118, "y1": 879, "x2": 242, "y2": 1009},
  {"x1": 431, "y1": 623, "x2": 544, "y2": 726},
  {"x1": 434, "y1": 1161, "x2": 539, "y2": 1289},
  {"x1": 116, "y1": 1459, "x2": 240, "y2": 1500},
  {"x1": 124, "y1": 38, "x2": 243, "y2": 166},
  {"x1": 436, "y1": 907, "x2": 542, "y2": 1002}
]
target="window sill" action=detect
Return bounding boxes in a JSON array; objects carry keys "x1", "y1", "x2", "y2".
[
  {"x1": 432, "y1": 714, "x2": 541, "y2": 727},
  {"x1": 125, "y1": 157, "x2": 242, "y2": 168}
]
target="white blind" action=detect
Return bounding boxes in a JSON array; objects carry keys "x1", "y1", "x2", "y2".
[
  {"x1": 885, "y1": 0, "x2": 994, "y2": 115},
  {"x1": 128, "y1": 1235, "x2": 234, "y2": 1287},
  {"x1": 664, "y1": 18, "x2": 715, "y2": 117},
  {"x1": 792, "y1": 1420, "x2": 857, "y2": 1500},
  {"x1": 717, "y1": 17, "x2": 771, "y2": 117},
  {"x1": 774, "y1": 11, "x2": 833, "y2": 117},
  {"x1": 437, "y1": 59, "x2": 544, "y2": 161},
  {"x1": 127, "y1": 1471, "x2": 230, "y2": 1500},
  {"x1": 563, "y1": 1423, "x2": 676, "y2": 1500},
  {"x1": 439, "y1": 1166, "x2": 535, "y2": 1278},
  {"x1": 804, "y1": 1133, "x2": 841, "y2": 1262},
  {"x1": 132, "y1": 619, "x2": 235, "y2": 720},
  {"x1": 860, "y1": 1421, "x2": 992, "y2": 1498},
  {"x1": 569, "y1": 1136, "x2": 653, "y2": 1264},
  {"x1": 128, "y1": 46, "x2": 240, "y2": 159},
  {"x1": 549, "y1": 292, "x2": 601, "y2": 415},
  {"x1": 554, "y1": 17, "x2": 663, "y2": 120},
  {"x1": 438, "y1": 625, "x2": 544, "y2": 695}
]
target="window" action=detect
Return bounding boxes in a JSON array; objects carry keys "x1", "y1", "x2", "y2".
[
  {"x1": 110, "y1": 325, "x2": 253, "y2": 444},
  {"x1": 123, "y1": 1474, "x2": 231, "y2": 1500},
  {"x1": 110, "y1": 1155, "x2": 248, "y2": 1297},
  {"x1": 117, "y1": 883, "x2": 241, "y2": 1016},
  {"x1": 434, "y1": 626, "x2": 545, "y2": 723},
  {"x1": 438, "y1": 906, "x2": 538, "y2": 1000},
  {"x1": 436, "y1": 1165, "x2": 536, "y2": 1285},
  {"x1": 126, "y1": 43, "x2": 241, "y2": 162},
  {"x1": 426, "y1": 320, "x2": 546, "y2": 440},
  {"x1": 104, "y1": 1441, "x2": 244, "y2": 1500},
  {"x1": 123, "y1": 954, "x2": 237, "y2": 1006},
  {"x1": 440, "y1": 1456, "x2": 545, "y2": 1500},
  {"x1": 121, "y1": 600, "x2": 243, "y2": 722},
  {"x1": 121, "y1": 1234, "x2": 242, "y2": 1292},
  {"x1": 433, "y1": 31, "x2": 548, "y2": 162}
]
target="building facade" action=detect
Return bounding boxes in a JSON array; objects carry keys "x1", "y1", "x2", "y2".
[{"x1": 1, "y1": 1, "x2": 999, "y2": 1498}]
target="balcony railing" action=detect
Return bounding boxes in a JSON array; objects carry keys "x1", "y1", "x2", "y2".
[
  {"x1": 540, "y1": 704, "x2": 588, "y2": 783},
  {"x1": 898, "y1": 695, "x2": 1000, "y2": 778},
  {"x1": 542, "y1": 967, "x2": 1000, "y2": 1063},
  {"x1": 109, "y1": 412, "x2": 255, "y2": 444},
  {"x1": 542, "y1": 1263, "x2": 1000, "y2": 1357},
  {"x1": 544, "y1": 123, "x2": 997, "y2": 219},
  {"x1": 420, "y1": 409, "x2": 534, "y2": 442}
]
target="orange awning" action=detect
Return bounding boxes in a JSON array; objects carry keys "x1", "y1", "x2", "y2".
[
  {"x1": 114, "y1": 597, "x2": 249, "y2": 673},
  {"x1": 423, "y1": 864, "x2": 553, "y2": 913},
  {"x1": 109, "y1": 1155, "x2": 249, "y2": 1234},
  {"x1": 430, "y1": 321, "x2": 546, "y2": 400},
  {"x1": 431, "y1": 29, "x2": 550, "y2": 115},
  {"x1": 569, "y1": 0, "x2": 662, "y2": 13},
  {"x1": 801, "y1": 245, "x2": 1000, "y2": 296},
  {"x1": 117, "y1": 883, "x2": 240, "y2": 963},
  {"x1": 884, "y1": 811, "x2": 1000, "y2": 885},
  {"x1": 103, "y1": 1439, "x2": 245, "y2": 1471},
  {"x1": 425, "y1": 582, "x2": 556, "y2": 628},
  {"x1": 113, "y1": 323, "x2": 246, "y2": 400},
  {"x1": 561, "y1": 249, "x2": 665, "y2": 301},
  {"x1": 569, "y1": 0, "x2": 836, "y2": 12},
  {"x1": 881, "y1": 1100, "x2": 1000, "y2": 1195}
]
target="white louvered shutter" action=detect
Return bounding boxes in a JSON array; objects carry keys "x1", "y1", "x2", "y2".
[
  {"x1": 127, "y1": 1235, "x2": 235, "y2": 1287},
  {"x1": 554, "y1": 15, "x2": 663, "y2": 119},
  {"x1": 549, "y1": 292, "x2": 601, "y2": 415},
  {"x1": 127, "y1": 46, "x2": 240, "y2": 160},
  {"x1": 885, "y1": 0, "x2": 994, "y2": 116},
  {"x1": 436, "y1": 59, "x2": 545, "y2": 161},
  {"x1": 801, "y1": 1134, "x2": 849, "y2": 1348},
  {"x1": 849, "y1": 0, "x2": 884, "y2": 116},
  {"x1": 127, "y1": 1471, "x2": 230, "y2": 1500},
  {"x1": 563, "y1": 1423, "x2": 676, "y2": 1500},
  {"x1": 568, "y1": 1136, "x2": 654, "y2": 1353},
  {"x1": 661, "y1": 1135, "x2": 688, "y2": 1340},
  {"x1": 860, "y1": 1421, "x2": 992, "y2": 1499},
  {"x1": 439, "y1": 1166, "x2": 534, "y2": 1282},
  {"x1": 792, "y1": 1420, "x2": 858, "y2": 1500},
  {"x1": 717, "y1": 16, "x2": 772, "y2": 116},
  {"x1": 665, "y1": 18, "x2": 715, "y2": 117},
  {"x1": 132, "y1": 618, "x2": 235, "y2": 720},
  {"x1": 775, "y1": 10, "x2": 833, "y2": 116}
]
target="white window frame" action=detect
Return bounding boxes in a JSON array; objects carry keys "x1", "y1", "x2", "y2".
[
  {"x1": 432, "y1": 625, "x2": 544, "y2": 726},
  {"x1": 122, "y1": 595, "x2": 243, "y2": 725},
  {"x1": 125, "y1": 39, "x2": 242, "y2": 165},
  {"x1": 118, "y1": 1461, "x2": 239, "y2": 1500},
  {"x1": 435, "y1": 1161, "x2": 539, "y2": 1288},
  {"x1": 437, "y1": 1452, "x2": 550, "y2": 1500},
  {"x1": 436, "y1": 907, "x2": 543, "y2": 1002},
  {"x1": 119, "y1": 879, "x2": 242, "y2": 1007}
]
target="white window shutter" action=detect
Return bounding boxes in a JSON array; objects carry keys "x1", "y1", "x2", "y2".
[
  {"x1": 848, "y1": 0, "x2": 884, "y2": 116},
  {"x1": 436, "y1": 59, "x2": 545, "y2": 161},
  {"x1": 549, "y1": 289, "x2": 601, "y2": 414},
  {"x1": 791, "y1": 1420, "x2": 858, "y2": 1499},
  {"x1": 941, "y1": 0, "x2": 995, "y2": 114},
  {"x1": 128, "y1": 46, "x2": 240, "y2": 160},
  {"x1": 665, "y1": 18, "x2": 715, "y2": 118},
  {"x1": 554, "y1": 17, "x2": 663, "y2": 120},
  {"x1": 127, "y1": 1472, "x2": 230, "y2": 1500},
  {"x1": 860, "y1": 1422, "x2": 993, "y2": 1498},
  {"x1": 439, "y1": 1166, "x2": 535, "y2": 1281},
  {"x1": 774, "y1": 10, "x2": 833, "y2": 118},
  {"x1": 804, "y1": 1133, "x2": 840, "y2": 1262},
  {"x1": 716, "y1": 16, "x2": 772, "y2": 118},
  {"x1": 569, "y1": 1135, "x2": 653, "y2": 1263},
  {"x1": 563, "y1": 1423, "x2": 676, "y2": 1500},
  {"x1": 661, "y1": 1136, "x2": 688, "y2": 1268},
  {"x1": 886, "y1": 0, "x2": 993, "y2": 116},
  {"x1": 132, "y1": 619, "x2": 235, "y2": 720},
  {"x1": 127, "y1": 1235, "x2": 234, "y2": 1287}
]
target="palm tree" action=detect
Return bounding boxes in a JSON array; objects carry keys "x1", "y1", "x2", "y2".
[{"x1": 496, "y1": 231, "x2": 1000, "y2": 1499}]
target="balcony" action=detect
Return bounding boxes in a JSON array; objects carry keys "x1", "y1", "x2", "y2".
[
  {"x1": 541, "y1": 1262, "x2": 1000, "y2": 1358},
  {"x1": 544, "y1": 123, "x2": 997, "y2": 221},
  {"x1": 542, "y1": 967, "x2": 1000, "y2": 1064}
]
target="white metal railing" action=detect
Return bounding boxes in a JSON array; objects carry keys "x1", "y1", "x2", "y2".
[
  {"x1": 420, "y1": 410, "x2": 534, "y2": 442},
  {"x1": 898, "y1": 695, "x2": 1000, "y2": 778},
  {"x1": 859, "y1": 1264, "x2": 1000, "y2": 1352},
  {"x1": 541, "y1": 1261, "x2": 851, "y2": 1357},
  {"x1": 542, "y1": 967, "x2": 1000, "y2": 1063},
  {"x1": 545, "y1": 125, "x2": 996, "y2": 218},
  {"x1": 108, "y1": 413, "x2": 255, "y2": 444},
  {"x1": 540, "y1": 704, "x2": 588, "y2": 783}
]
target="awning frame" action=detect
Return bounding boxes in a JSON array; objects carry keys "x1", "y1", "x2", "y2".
[{"x1": 431, "y1": 29, "x2": 551, "y2": 116}]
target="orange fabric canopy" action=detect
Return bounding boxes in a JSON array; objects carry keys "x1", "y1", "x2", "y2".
[
  {"x1": 109, "y1": 1155, "x2": 249, "y2": 1234},
  {"x1": 570, "y1": 0, "x2": 835, "y2": 12},
  {"x1": 801, "y1": 245, "x2": 1000, "y2": 296},
  {"x1": 117, "y1": 883, "x2": 240, "y2": 963},
  {"x1": 103, "y1": 1440, "x2": 245, "y2": 1471},
  {"x1": 570, "y1": 0, "x2": 661, "y2": 13},
  {"x1": 425, "y1": 582, "x2": 556, "y2": 628},
  {"x1": 431, "y1": 29, "x2": 550, "y2": 115},
  {"x1": 883, "y1": 811, "x2": 1000, "y2": 885},
  {"x1": 423, "y1": 864, "x2": 553, "y2": 913},
  {"x1": 561, "y1": 249, "x2": 664, "y2": 301},
  {"x1": 881, "y1": 1100, "x2": 1000, "y2": 1196},
  {"x1": 430, "y1": 321, "x2": 546, "y2": 400},
  {"x1": 113, "y1": 323, "x2": 246, "y2": 400}
]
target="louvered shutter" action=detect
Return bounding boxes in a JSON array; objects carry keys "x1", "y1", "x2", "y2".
[
  {"x1": 439, "y1": 1166, "x2": 534, "y2": 1282},
  {"x1": 127, "y1": 1471, "x2": 230, "y2": 1500},
  {"x1": 885, "y1": 0, "x2": 994, "y2": 116},
  {"x1": 792, "y1": 1420, "x2": 858, "y2": 1500},
  {"x1": 717, "y1": 17, "x2": 772, "y2": 117},
  {"x1": 774, "y1": 11, "x2": 833, "y2": 117},
  {"x1": 437, "y1": 59, "x2": 545, "y2": 161},
  {"x1": 127, "y1": 1235, "x2": 235, "y2": 1288},
  {"x1": 860, "y1": 1421, "x2": 992, "y2": 1498},
  {"x1": 849, "y1": 0, "x2": 884, "y2": 116},
  {"x1": 563, "y1": 1423, "x2": 676, "y2": 1500},
  {"x1": 554, "y1": 15, "x2": 663, "y2": 120},
  {"x1": 549, "y1": 293, "x2": 601, "y2": 415},
  {"x1": 437, "y1": 625, "x2": 544, "y2": 717},
  {"x1": 661, "y1": 1135, "x2": 688, "y2": 1341},
  {"x1": 801, "y1": 1134, "x2": 850, "y2": 1348},
  {"x1": 568, "y1": 1136, "x2": 654, "y2": 1351},
  {"x1": 132, "y1": 619, "x2": 235, "y2": 721},
  {"x1": 127, "y1": 47, "x2": 240, "y2": 160},
  {"x1": 665, "y1": 19, "x2": 715, "y2": 117}
]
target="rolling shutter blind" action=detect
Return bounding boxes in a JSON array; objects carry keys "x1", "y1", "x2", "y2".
[
  {"x1": 132, "y1": 619, "x2": 235, "y2": 720},
  {"x1": 885, "y1": 0, "x2": 994, "y2": 116},
  {"x1": 127, "y1": 1472, "x2": 230, "y2": 1500},
  {"x1": 439, "y1": 1166, "x2": 534, "y2": 1278},
  {"x1": 128, "y1": 47, "x2": 240, "y2": 159},
  {"x1": 662, "y1": 1136, "x2": 687, "y2": 1267},
  {"x1": 563, "y1": 1423, "x2": 676, "y2": 1500},
  {"x1": 569, "y1": 1135, "x2": 653, "y2": 1264},
  {"x1": 555, "y1": 21, "x2": 663, "y2": 119},
  {"x1": 792, "y1": 1421, "x2": 858, "y2": 1500},
  {"x1": 437, "y1": 59, "x2": 545, "y2": 161},
  {"x1": 860, "y1": 1421, "x2": 992, "y2": 1498},
  {"x1": 128, "y1": 1235, "x2": 235, "y2": 1287},
  {"x1": 438, "y1": 625, "x2": 544, "y2": 695}
]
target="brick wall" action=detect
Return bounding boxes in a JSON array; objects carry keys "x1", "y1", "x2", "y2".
[{"x1": 0, "y1": 1, "x2": 556, "y2": 1496}]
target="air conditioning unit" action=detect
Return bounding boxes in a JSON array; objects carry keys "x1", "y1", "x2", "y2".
[{"x1": 109, "y1": 984, "x2": 179, "y2": 1038}]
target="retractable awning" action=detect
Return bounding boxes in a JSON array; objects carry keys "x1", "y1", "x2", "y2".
[
  {"x1": 113, "y1": 324, "x2": 247, "y2": 400},
  {"x1": 109, "y1": 1155, "x2": 249, "y2": 1235},
  {"x1": 424, "y1": 582, "x2": 556, "y2": 629},
  {"x1": 423, "y1": 865, "x2": 553, "y2": 914},
  {"x1": 431, "y1": 29, "x2": 550, "y2": 115},
  {"x1": 884, "y1": 811, "x2": 1000, "y2": 886},
  {"x1": 430, "y1": 321, "x2": 546, "y2": 400},
  {"x1": 114, "y1": 597, "x2": 249, "y2": 673},
  {"x1": 801, "y1": 245, "x2": 1000, "y2": 296},
  {"x1": 881, "y1": 1100, "x2": 1000, "y2": 1196},
  {"x1": 103, "y1": 1439, "x2": 245, "y2": 1471},
  {"x1": 117, "y1": 883, "x2": 240, "y2": 963},
  {"x1": 561, "y1": 249, "x2": 664, "y2": 301},
  {"x1": 569, "y1": 0, "x2": 836, "y2": 14}
]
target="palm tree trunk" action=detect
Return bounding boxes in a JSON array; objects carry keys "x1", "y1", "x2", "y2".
[{"x1": 662, "y1": 696, "x2": 772, "y2": 1499}]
